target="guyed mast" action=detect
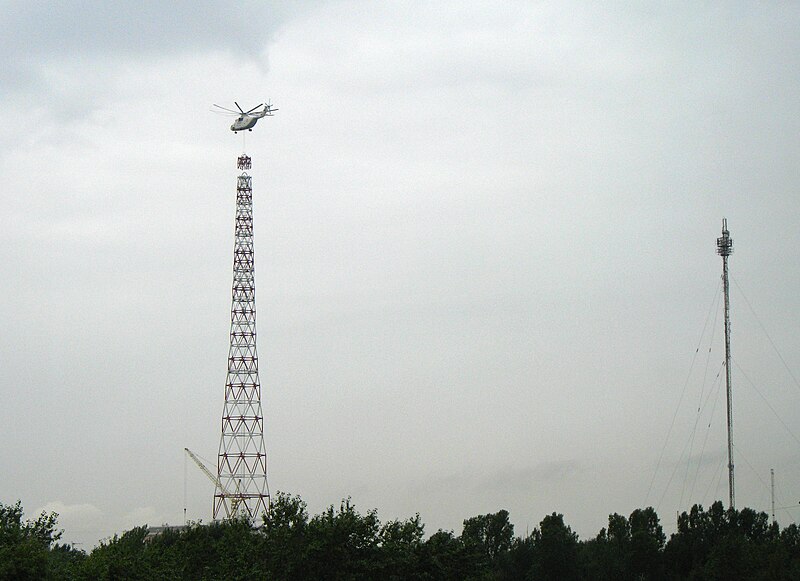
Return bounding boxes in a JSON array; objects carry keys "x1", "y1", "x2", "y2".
[{"x1": 716, "y1": 219, "x2": 734, "y2": 509}]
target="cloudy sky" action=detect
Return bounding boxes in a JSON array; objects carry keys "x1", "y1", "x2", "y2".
[{"x1": 2, "y1": 1, "x2": 799, "y2": 548}]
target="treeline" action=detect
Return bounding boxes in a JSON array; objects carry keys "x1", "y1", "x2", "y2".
[{"x1": 2, "y1": 494, "x2": 799, "y2": 580}]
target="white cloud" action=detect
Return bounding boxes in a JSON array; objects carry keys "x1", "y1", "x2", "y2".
[
  {"x1": 35, "y1": 501, "x2": 105, "y2": 547},
  {"x1": 121, "y1": 506, "x2": 164, "y2": 530}
]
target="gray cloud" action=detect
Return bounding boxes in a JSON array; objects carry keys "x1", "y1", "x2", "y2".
[
  {"x1": 0, "y1": 1, "x2": 321, "y2": 100},
  {"x1": 1, "y1": 1, "x2": 307, "y2": 58},
  {"x1": 1, "y1": 1, "x2": 799, "y2": 547}
]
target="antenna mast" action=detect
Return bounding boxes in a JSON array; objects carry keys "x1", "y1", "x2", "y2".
[
  {"x1": 716, "y1": 218, "x2": 734, "y2": 509},
  {"x1": 770, "y1": 468, "x2": 776, "y2": 525}
]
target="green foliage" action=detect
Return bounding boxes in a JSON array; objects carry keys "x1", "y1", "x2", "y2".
[
  {"x1": 421, "y1": 529, "x2": 469, "y2": 581},
  {"x1": 457, "y1": 510, "x2": 516, "y2": 580},
  {"x1": 664, "y1": 501, "x2": 800, "y2": 581},
  {"x1": 4, "y1": 496, "x2": 800, "y2": 579},
  {"x1": 629, "y1": 507, "x2": 665, "y2": 579},
  {"x1": 0, "y1": 500, "x2": 83, "y2": 581},
  {"x1": 377, "y1": 514, "x2": 425, "y2": 579},
  {"x1": 529, "y1": 512, "x2": 581, "y2": 581},
  {"x1": 259, "y1": 491, "x2": 310, "y2": 578},
  {"x1": 461, "y1": 509, "x2": 514, "y2": 561},
  {"x1": 303, "y1": 497, "x2": 381, "y2": 579},
  {"x1": 583, "y1": 507, "x2": 665, "y2": 581},
  {"x1": 81, "y1": 526, "x2": 152, "y2": 580}
]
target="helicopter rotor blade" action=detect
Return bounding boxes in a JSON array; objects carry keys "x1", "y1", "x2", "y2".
[
  {"x1": 214, "y1": 103, "x2": 239, "y2": 114},
  {"x1": 245, "y1": 103, "x2": 264, "y2": 114},
  {"x1": 212, "y1": 104, "x2": 241, "y2": 114},
  {"x1": 234, "y1": 102, "x2": 244, "y2": 113}
]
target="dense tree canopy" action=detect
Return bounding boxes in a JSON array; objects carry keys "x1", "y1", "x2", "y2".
[
  {"x1": 1, "y1": 497, "x2": 798, "y2": 580},
  {"x1": 0, "y1": 500, "x2": 79, "y2": 581}
]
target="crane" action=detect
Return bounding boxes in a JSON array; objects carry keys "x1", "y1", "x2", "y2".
[{"x1": 184, "y1": 447, "x2": 243, "y2": 518}]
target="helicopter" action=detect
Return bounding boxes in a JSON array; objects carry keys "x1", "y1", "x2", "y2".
[{"x1": 212, "y1": 102, "x2": 277, "y2": 132}]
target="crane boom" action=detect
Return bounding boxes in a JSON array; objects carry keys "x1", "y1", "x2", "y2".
[
  {"x1": 184, "y1": 448, "x2": 226, "y2": 491},
  {"x1": 184, "y1": 447, "x2": 244, "y2": 518}
]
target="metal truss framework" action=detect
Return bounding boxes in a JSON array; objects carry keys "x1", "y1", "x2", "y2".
[{"x1": 215, "y1": 153, "x2": 270, "y2": 521}]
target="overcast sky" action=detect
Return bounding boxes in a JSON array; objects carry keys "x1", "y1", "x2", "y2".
[{"x1": 2, "y1": 1, "x2": 799, "y2": 548}]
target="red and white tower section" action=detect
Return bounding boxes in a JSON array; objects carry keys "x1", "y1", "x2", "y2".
[{"x1": 215, "y1": 153, "x2": 270, "y2": 520}]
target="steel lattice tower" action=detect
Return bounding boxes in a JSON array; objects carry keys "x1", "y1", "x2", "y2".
[{"x1": 215, "y1": 153, "x2": 270, "y2": 521}]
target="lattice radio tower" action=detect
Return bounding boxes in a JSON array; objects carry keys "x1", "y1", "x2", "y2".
[{"x1": 214, "y1": 153, "x2": 270, "y2": 520}]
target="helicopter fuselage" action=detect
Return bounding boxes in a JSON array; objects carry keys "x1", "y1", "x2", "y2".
[
  {"x1": 224, "y1": 104, "x2": 275, "y2": 132},
  {"x1": 231, "y1": 116, "x2": 259, "y2": 132}
]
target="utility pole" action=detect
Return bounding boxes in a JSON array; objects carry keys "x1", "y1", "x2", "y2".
[{"x1": 716, "y1": 219, "x2": 734, "y2": 509}]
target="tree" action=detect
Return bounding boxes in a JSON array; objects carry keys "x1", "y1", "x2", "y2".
[
  {"x1": 665, "y1": 501, "x2": 784, "y2": 580},
  {"x1": 259, "y1": 492, "x2": 310, "y2": 579},
  {"x1": 458, "y1": 509, "x2": 515, "y2": 579},
  {"x1": 502, "y1": 535, "x2": 535, "y2": 581},
  {"x1": 628, "y1": 507, "x2": 664, "y2": 579},
  {"x1": 376, "y1": 514, "x2": 425, "y2": 580},
  {"x1": 777, "y1": 524, "x2": 800, "y2": 579},
  {"x1": 0, "y1": 500, "x2": 63, "y2": 581},
  {"x1": 584, "y1": 513, "x2": 630, "y2": 580},
  {"x1": 303, "y1": 497, "x2": 381, "y2": 580},
  {"x1": 530, "y1": 512, "x2": 580, "y2": 581},
  {"x1": 461, "y1": 509, "x2": 514, "y2": 561},
  {"x1": 81, "y1": 526, "x2": 152, "y2": 580},
  {"x1": 9, "y1": 492, "x2": 800, "y2": 579},
  {"x1": 46, "y1": 542, "x2": 87, "y2": 581},
  {"x1": 420, "y1": 529, "x2": 469, "y2": 581}
]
